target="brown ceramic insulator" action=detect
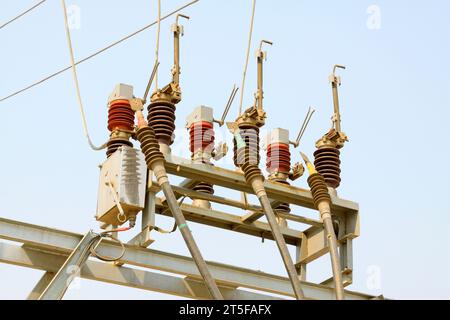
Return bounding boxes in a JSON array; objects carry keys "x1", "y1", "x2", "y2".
[
  {"x1": 136, "y1": 126, "x2": 165, "y2": 168},
  {"x1": 193, "y1": 182, "x2": 214, "y2": 195},
  {"x1": 241, "y1": 162, "x2": 264, "y2": 183},
  {"x1": 189, "y1": 121, "x2": 215, "y2": 155},
  {"x1": 266, "y1": 143, "x2": 291, "y2": 174},
  {"x1": 108, "y1": 99, "x2": 135, "y2": 132},
  {"x1": 106, "y1": 138, "x2": 133, "y2": 158},
  {"x1": 147, "y1": 100, "x2": 176, "y2": 145},
  {"x1": 307, "y1": 173, "x2": 331, "y2": 209},
  {"x1": 313, "y1": 147, "x2": 342, "y2": 189},
  {"x1": 233, "y1": 124, "x2": 260, "y2": 167}
]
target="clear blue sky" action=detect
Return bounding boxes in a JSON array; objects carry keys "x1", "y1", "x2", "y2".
[{"x1": 1, "y1": 0, "x2": 449, "y2": 299}]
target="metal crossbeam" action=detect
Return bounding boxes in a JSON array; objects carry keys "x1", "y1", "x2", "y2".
[
  {"x1": 163, "y1": 154, "x2": 359, "y2": 214},
  {"x1": 154, "y1": 197, "x2": 304, "y2": 245},
  {"x1": 0, "y1": 217, "x2": 372, "y2": 300},
  {"x1": 0, "y1": 242, "x2": 275, "y2": 300}
]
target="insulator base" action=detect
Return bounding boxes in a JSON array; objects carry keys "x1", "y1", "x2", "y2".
[
  {"x1": 270, "y1": 178, "x2": 291, "y2": 214},
  {"x1": 313, "y1": 147, "x2": 342, "y2": 189},
  {"x1": 106, "y1": 138, "x2": 133, "y2": 158},
  {"x1": 147, "y1": 99, "x2": 176, "y2": 146}
]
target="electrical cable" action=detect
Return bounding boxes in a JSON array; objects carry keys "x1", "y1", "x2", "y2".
[
  {"x1": 238, "y1": 0, "x2": 256, "y2": 116},
  {"x1": 154, "y1": 196, "x2": 186, "y2": 234},
  {"x1": 89, "y1": 232, "x2": 127, "y2": 262},
  {"x1": 0, "y1": 0, "x2": 47, "y2": 30},
  {"x1": 0, "y1": 0, "x2": 200, "y2": 103},
  {"x1": 60, "y1": 0, "x2": 107, "y2": 151},
  {"x1": 154, "y1": 0, "x2": 162, "y2": 90}
]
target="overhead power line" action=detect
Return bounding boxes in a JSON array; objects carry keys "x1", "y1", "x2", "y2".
[
  {"x1": 0, "y1": 0, "x2": 47, "y2": 30},
  {"x1": 0, "y1": 0, "x2": 200, "y2": 103}
]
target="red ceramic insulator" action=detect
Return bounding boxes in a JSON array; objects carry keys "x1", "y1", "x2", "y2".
[
  {"x1": 266, "y1": 143, "x2": 291, "y2": 174},
  {"x1": 189, "y1": 121, "x2": 215, "y2": 154},
  {"x1": 108, "y1": 99, "x2": 135, "y2": 132}
]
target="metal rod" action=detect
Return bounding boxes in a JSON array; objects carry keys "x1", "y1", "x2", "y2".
[
  {"x1": 318, "y1": 201, "x2": 345, "y2": 300},
  {"x1": 153, "y1": 161, "x2": 223, "y2": 300},
  {"x1": 331, "y1": 64, "x2": 346, "y2": 132},
  {"x1": 292, "y1": 106, "x2": 315, "y2": 147},
  {"x1": 172, "y1": 14, "x2": 189, "y2": 85},
  {"x1": 250, "y1": 178, "x2": 305, "y2": 299},
  {"x1": 219, "y1": 85, "x2": 239, "y2": 126},
  {"x1": 143, "y1": 61, "x2": 160, "y2": 103},
  {"x1": 256, "y1": 40, "x2": 272, "y2": 111}
]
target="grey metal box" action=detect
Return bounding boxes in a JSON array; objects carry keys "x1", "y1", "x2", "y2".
[{"x1": 96, "y1": 146, "x2": 147, "y2": 226}]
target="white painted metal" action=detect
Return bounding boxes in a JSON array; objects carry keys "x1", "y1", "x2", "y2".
[{"x1": 0, "y1": 217, "x2": 372, "y2": 300}]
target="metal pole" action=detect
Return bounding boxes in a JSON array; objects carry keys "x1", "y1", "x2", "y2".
[
  {"x1": 250, "y1": 177, "x2": 305, "y2": 300},
  {"x1": 152, "y1": 160, "x2": 224, "y2": 300},
  {"x1": 318, "y1": 201, "x2": 345, "y2": 300},
  {"x1": 257, "y1": 54, "x2": 263, "y2": 110},
  {"x1": 332, "y1": 81, "x2": 341, "y2": 132}
]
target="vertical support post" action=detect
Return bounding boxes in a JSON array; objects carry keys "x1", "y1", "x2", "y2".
[
  {"x1": 296, "y1": 237, "x2": 307, "y2": 281},
  {"x1": 340, "y1": 239, "x2": 353, "y2": 274},
  {"x1": 127, "y1": 190, "x2": 156, "y2": 248}
]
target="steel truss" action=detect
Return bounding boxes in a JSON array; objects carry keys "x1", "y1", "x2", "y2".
[{"x1": 0, "y1": 154, "x2": 371, "y2": 300}]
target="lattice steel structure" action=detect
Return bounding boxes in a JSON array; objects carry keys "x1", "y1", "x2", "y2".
[{"x1": 0, "y1": 152, "x2": 379, "y2": 300}]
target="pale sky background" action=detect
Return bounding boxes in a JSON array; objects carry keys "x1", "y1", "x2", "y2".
[{"x1": 1, "y1": 0, "x2": 450, "y2": 300}]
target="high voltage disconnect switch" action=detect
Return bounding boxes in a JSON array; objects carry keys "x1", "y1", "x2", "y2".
[{"x1": 12, "y1": 0, "x2": 372, "y2": 301}]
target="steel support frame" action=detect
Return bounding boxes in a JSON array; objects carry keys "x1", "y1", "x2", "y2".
[
  {"x1": 0, "y1": 155, "x2": 362, "y2": 299},
  {"x1": 0, "y1": 217, "x2": 372, "y2": 300},
  {"x1": 156, "y1": 155, "x2": 359, "y2": 280}
]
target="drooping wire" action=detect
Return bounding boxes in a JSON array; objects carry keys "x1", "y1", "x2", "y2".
[
  {"x1": 60, "y1": 0, "x2": 108, "y2": 151},
  {"x1": 0, "y1": 0, "x2": 200, "y2": 103},
  {"x1": 154, "y1": 0, "x2": 162, "y2": 91},
  {"x1": 238, "y1": 0, "x2": 257, "y2": 116},
  {"x1": 0, "y1": 0, "x2": 47, "y2": 30}
]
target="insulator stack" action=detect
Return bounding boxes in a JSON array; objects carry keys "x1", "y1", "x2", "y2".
[
  {"x1": 307, "y1": 173, "x2": 332, "y2": 209},
  {"x1": 189, "y1": 121, "x2": 215, "y2": 156},
  {"x1": 106, "y1": 84, "x2": 135, "y2": 158},
  {"x1": 266, "y1": 144, "x2": 291, "y2": 174},
  {"x1": 147, "y1": 100, "x2": 176, "y2": 146},
  {"x1": 233, "y1": 125, "x2": 260, "y2": 167},
  {"x1": 265, "y1": 128, "x2": 292, "y2": 216},
  {"x1": 189, "y1": 120, "x2": 215, "y2": 197},
  {"x1": 108, "y1": 99, "x2": 135, "y2": 132},
  {"x1": 185, "y1": 106, "x2": 219, "y2": 208},
  {"x1": 136, "y1": 126, "x2": 165, "y2": 168},
  {"x1": 193, "y1": 182, "x2": 214, "y2": 195},
  {"x1": 313, "y1": 147, "x2": 341, "y2": 189}
]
